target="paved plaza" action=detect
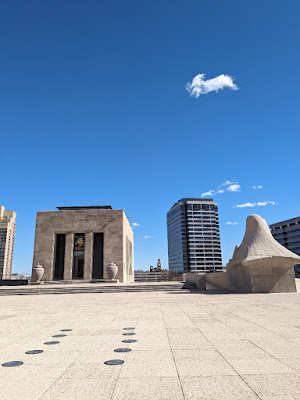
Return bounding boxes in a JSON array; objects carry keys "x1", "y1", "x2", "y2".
[{"x1": 1, "y1": 281, "x2": 300, "y2": 399}]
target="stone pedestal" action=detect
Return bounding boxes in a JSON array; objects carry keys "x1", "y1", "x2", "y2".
[{"x1": 228, "y1": 260, "x2": 296, "y2": 293}]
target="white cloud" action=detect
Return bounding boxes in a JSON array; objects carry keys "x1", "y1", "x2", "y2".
[
  {"x1": 131, "y1": 222, "x2": 140, "y2": 227},
  {"x1": 257, "y1": 201, "x2": 275, "y2": 206},
  {"x1": 252, "y1": 185, "x2": 263, "y2": 190},
  {"x1": 186, "y1": 73, "x2": 239, "y2": 97},
  {"x1": 201, "y1": 190, "x2": 215, "y2": 197},
  {"x1": 144, "y1": 235, "x2": 151, "y2": 239},
  {"x1": 201, "y1": 181, "x2": 241, "y2": 198},
  {"x1": 227, "y1": 184, "x2": 241, "y2": 192},
  {"x1": 226, "y1": 222, "x2": 239, "y2": 225},
  {"x1": 234, "y1": 200, "x2": 276, "y2": 208},
  {"x1": 220, "y1": 180, "x2": 236, "y2": 187},
  {"x1": 235, "y1": 202, "x2": 256, "y2": 208}
]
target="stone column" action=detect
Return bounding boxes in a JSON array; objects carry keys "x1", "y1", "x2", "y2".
[
  {"x1": 64, "y1": 232, "x2": 74, "y2": 281},
  {"x1": 84, "y1": 231, "x2": 93, "y2": 280}
]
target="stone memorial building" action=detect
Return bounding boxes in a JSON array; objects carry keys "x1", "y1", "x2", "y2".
[{"x1": 32, "y1": 206, "x2": 134, "y2": 282}]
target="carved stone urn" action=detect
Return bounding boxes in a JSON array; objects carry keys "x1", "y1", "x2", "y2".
[
  {"x1": 32, "y1": 263, "x2": 45, "y2": 282},
  {"x1": 106, "y1": 262, "x2": 118, "y2": 280}
]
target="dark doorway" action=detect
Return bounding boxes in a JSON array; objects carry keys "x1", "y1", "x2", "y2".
[
  {"x1": 73, "y1": 233, "x2": 85, "y2": 279},
  {"x1": 77, "y1": 259, "x2": 84, "y2": 278},
  {"x1": 73, "y1": 256, "x2": 84, "y2": 279},
  {"x1": 92, "y1": 233, "x2": 104, "y2": 279},
  {"x1": 54, "y1": 234, "x2": 65, "y2": 280}
]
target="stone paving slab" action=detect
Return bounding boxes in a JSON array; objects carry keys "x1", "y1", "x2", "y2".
[
  {"x1": 180, "y1": 376, "x2": 259, "y2": 399},
  {"x1": 111, "y1": 377, "x2": 184, "y2": 399},
  {"x1": 1, "y1": 281, "x2": 300, "y2": 399}
]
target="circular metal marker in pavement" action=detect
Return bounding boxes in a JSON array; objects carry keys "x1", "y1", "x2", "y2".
[
  {"x1": 104, "y1": 359, "x2": 124, "y2": 365},
  {"x1": 122, "y1": 339, "x2": 137, "y2": 343},
  {"x1": 25, "y1": 350, "x2": 43, "y2": 355},
  {"x1": 52, "y1": 334, "x2": 67, "y2": 338},
  {"x1": 44, "y1": 341, "x2": 60, "y2": 345},
  {"x1": 123, "y1": 327, "x2": 135, "y2": 330},
  {"x1": 122, "y1": 332, "x2": 135, "y2": 336},
  {"x1": 60, "y1": 329, "x2": 72, "y2": 332},
  {"x1": 114, "y1": 348, "x2": 132, "y2": 353},
  {"x1": 2, "y1": 361, "x2": 23, "y2": 367}
]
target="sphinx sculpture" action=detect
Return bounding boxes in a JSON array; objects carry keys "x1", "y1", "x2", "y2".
[{"x1": 226, "y1": 214, "x2": 300, "y2": 293}]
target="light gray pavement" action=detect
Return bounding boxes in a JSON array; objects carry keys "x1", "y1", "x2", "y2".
[{"x1": 1, "y1": 281, "x2": 300, "y2": 399}]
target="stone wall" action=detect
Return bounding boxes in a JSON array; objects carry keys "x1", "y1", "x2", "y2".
[
  {"x1": 122, "y1": 213, "x2": 134, "y2": 283},
  {"x1": 205, "y1": 271, "x2": 231, "y2": 290},
  {"x1": 227, "y1": 260, "x2": 297, "y2": 293},
  {"x1": 183, "y1": 272, "x2": 206, "y2": 290}
]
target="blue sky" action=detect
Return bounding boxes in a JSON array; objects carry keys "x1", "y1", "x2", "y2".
[{"x1": 1, "y1": 0, "x2": 300, "y2": 273}]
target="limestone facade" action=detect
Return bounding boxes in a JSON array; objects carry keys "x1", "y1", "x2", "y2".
[{"x1": 32, "y1": 206, "x2": 134, "y2": 283}]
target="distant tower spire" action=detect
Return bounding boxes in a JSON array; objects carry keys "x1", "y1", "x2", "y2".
[{"x1": 157, "y1": 259, "x2": 161, "y2": 270}]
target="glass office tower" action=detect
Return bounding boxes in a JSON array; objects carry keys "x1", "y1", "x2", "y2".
[
  {"x1": 270, "y1": 217, "x2": 300, "y2": 277},
  {"x1": 167, "y1": 198, "x2": 222, "y2": 273}
]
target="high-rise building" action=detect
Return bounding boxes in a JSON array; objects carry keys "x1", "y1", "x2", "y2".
[
  {"x1": 0, "y1": 205, "x2": 16, "y2": 279},
  {"x1": 167, "y1": 198, "x2": 222, "y2": 273},
  {"x1": 270, "y1": 217, "x2": 300, "y2": 277}
]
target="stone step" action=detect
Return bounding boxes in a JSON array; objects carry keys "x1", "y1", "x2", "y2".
[{"x1": 182, "y1": 282, "x2": 197, "y2": 290}]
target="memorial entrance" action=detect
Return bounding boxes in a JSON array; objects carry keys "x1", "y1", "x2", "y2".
[
  {"x1": 73, "y1": 234, "x2": 85, "y2": 279},
  {"x1": 33, "y1": 206, "x2": 134, "y2": 283}
]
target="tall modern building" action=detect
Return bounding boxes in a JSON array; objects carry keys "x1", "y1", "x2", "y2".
[
  {"x1": 0, "y1": 205, "x2": 16, "y2": 279},
  {"x1": 167, "y1": 198, "x2": 222, "y2": 273},
  {"x1": 270, "y1": 217, "x2": 300, "y2": 277}
]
